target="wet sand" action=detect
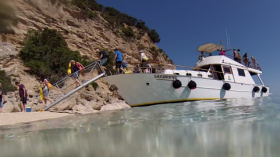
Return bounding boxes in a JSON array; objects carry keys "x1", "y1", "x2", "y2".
[{"x1": 0, "y1": 112, "x2": 72, "y2": 126}]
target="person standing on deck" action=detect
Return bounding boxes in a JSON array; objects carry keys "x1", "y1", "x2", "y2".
[
  {"x1": 0, "y1": 83, "x2": 6, "y2": 113},
  {"x1": 113, "y1": 48, "x2": 123, "y2": 74},
  {"x1": 219, "y1": 49, "x2": 225, "y2": 55},
  {"x1": 251, "y1": 56, "x2": 257, "y2": 69},
  {"x1": 243, "y1": 53, "x2": 250, "y2": 67},
  {"x1": 15, "y1": 82, "x2": 27, "y2": 112},
  {"x1": 237, "y1": 49, "x2": 242, "y2": 63},
  {"x1": 233, "y1": 49, "x2": 239, "y2": 62},
  {"x1": 140, "y1": 50, "x2": 149, "y2": 73}
]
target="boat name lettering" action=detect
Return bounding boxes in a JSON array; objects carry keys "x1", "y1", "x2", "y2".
[{"x1": 154, "y1": 75, "x2": 174, "y2": 79}]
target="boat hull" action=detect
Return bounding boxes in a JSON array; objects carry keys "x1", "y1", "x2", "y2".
[{"x1": 103, "y1": 74, "x2": 269, "y2": 106}]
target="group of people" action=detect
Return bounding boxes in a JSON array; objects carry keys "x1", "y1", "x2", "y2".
[
  {"x1": 232, "y1": 49, "x2": 257, "y2": 69},
  {"x1": 0, "y1": 48, "x2": 155, "y2": 113},
  {"x1": 198, "y1": 48, "x2": 259, "y2": 69},
  {"x1": 96, "y1": 48, "x2": 152, "y2": 74}
]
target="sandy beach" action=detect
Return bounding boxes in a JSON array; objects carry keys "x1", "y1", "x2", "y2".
[{"x1": 0, "y1": 112, "x2": 72, "y2": 126}]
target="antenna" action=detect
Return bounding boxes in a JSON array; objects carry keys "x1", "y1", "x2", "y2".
[
  {"x1": 228, "y1": 33, "x2": 231, "y2": 49},
  {"x1": 226, "y1": 28, "x2": 228, "y2": 49}
]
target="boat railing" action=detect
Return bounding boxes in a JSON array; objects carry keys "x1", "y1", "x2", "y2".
[
  {"x1": 223, "y1": 54, "x2": 261, "y2": 70},
  {"x1": 116, "y1": 62, "x2": 225, "y2": 75}
]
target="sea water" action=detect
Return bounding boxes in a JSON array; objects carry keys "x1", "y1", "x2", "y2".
[{"x1": 0, "y1": 95, "x2": 280, "y2": 157}]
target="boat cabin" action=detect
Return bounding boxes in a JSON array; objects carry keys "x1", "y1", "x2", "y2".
[{"x1": 163, "y1": 43, "x2": 264, "y2": 85}]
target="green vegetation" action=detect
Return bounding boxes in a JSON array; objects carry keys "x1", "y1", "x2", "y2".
[
  {"x1": 71, "y1": 0, "x2": 160, "y2": 43},
  {"x1": 19, "y1": 28, "x2": 92, "y2": 83},
  {"x1": 91, "y1": 82, "x2": 99, "y2": 90},
  {"x1": 121, "y1": 27, "x2": 134, "y2": 39},
  {"x1": 0, "y1": 70, "x2": 17, "y2": 93}
]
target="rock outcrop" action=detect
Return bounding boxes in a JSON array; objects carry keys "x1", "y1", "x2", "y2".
[{"x1": 0, "y1": 0, "x2": 171, "y2": 114}]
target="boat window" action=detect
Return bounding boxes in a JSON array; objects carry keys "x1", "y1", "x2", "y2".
[
  {"x1": 223, "y1": 66, "x2": 231, "y2": 74},
  {"x1": 197, "y1": 74, "x2": 202, "y2": 77},
  {"x1": 237, "y1": 68, "x2": 245, "y2": 76},
  {"x1": 186, "y1": 73, "x2": 192, "y2": 76},
  {"x1": 175, "y1": 73, "x2": 180, "y2": 75}
]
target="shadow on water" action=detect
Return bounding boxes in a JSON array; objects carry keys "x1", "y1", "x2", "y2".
[{"x1": 1, "y1": 95, "x2": 280, "y2": 157}]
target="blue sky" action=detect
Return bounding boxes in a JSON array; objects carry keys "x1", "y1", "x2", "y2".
[{"x1": 96, "y1": 0, "x2": 279, "y2": 94}]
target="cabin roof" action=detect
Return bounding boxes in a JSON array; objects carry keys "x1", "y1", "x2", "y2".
[{"x1": 194, "y1": 55, "x2": 262, "y2": 74}]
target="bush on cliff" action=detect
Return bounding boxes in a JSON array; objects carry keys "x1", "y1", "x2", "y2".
[
  {"x1": 19, "y1": 28, "x2": 91, "y2": 83},
  {"x1": 0, "y1": 70, "x2": 17, "y2": 93},
  {"x1": 71, "y1": 0, "x2": 160, "y2": 42}
]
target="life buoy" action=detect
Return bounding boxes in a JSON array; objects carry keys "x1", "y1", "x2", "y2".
[
  {"x1": 172, "y1": 80, "x2": 182, "y2": 89},
  {"x1": 67, "y1": 62, "x2": 72, "y2": 74},
  {"x1": 223, "y1": 83, "x2": 231, "y2": 90},
  {"x1": 188, "y1": 80, "x2": 197, "y2": 90},
  {"x1": 262, "y1": 87, "x2": 268, "y2": 93},
  {"x1": 253, "y1": 86, "x2": 260, "y2": 92}
]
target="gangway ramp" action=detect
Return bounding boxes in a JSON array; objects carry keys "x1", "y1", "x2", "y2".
[{"x1": 43, "y1": 61, "x2": 106, "y2": 111}]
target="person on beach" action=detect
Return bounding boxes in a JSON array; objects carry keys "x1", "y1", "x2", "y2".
[
  {"x1": 15, "y1": 82, "x2": 27, "y2": 112},
  {"x1": 40, "y1": 81, "x2": 54, "y2": 106},
  {"x1": 0, "y1": 83, "x2": 6, "y2": 113},
  {"x1": 113, "y1": 48, "x2": 123, "y2": 74},
  {"x1": 69, "y1": 60, "x2": 83, "y2": 88}
]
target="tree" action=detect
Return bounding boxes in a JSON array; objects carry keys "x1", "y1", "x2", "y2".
[
  {"x1": 19, "y1": 28, "x2": 91, "y2": 83},
  {"x1": 148, "y1": 29, "x2": 160, "y2": 43}
]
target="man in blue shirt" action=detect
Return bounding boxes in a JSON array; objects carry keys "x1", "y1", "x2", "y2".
[{"x1": 113, "y1": 48, "x2": 123, "y2": 74}]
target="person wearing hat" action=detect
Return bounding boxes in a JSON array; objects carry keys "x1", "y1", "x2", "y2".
[
  {"x1": 113, "y1": 48, "x2": 123, "y2": 74},
  {"x1": 140, "y1": 50, "x2": 149, "y2": 73}
]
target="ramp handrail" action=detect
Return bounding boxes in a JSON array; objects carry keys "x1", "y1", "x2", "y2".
[
  {"x1": 43, "y1": 72, "x2": 105, "y2": 111},
  {"x1": 53, "y1": 61, "x2": 97, "y2": 86}
]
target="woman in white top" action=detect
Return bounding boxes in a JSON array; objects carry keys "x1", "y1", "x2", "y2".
[{"x1": 140, "y1": 50, "x2": 149, "y2": 73}]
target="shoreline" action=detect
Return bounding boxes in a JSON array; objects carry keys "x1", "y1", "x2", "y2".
[{"x1": 0, "y1": 112, "x2": 74, "y2": 126}]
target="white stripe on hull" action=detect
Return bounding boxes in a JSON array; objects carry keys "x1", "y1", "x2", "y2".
[{"x1": 103, "y1": 74, "x2": 269, "y2": 106}]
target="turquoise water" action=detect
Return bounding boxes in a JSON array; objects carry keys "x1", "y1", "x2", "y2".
[{"x1": 1, "y1": 95, "x2": 280, "y2": 157}]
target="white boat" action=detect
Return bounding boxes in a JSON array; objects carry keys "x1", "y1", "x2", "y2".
[{"x1": 103, "y1": 43, "x2": 269, "y2": 107}]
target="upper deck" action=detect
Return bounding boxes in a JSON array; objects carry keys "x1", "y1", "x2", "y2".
[{"x1": 194, "y1": 55, "x2": 262, "y2": 74}]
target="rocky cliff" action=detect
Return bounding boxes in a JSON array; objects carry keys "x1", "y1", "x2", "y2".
[{"x1": 0, "y1": 0, "x2": 173, "y2": 113}]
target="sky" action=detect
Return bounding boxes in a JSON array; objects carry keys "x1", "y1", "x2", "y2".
[{"x1": 96, "y1": 0, "x2": 280, "y2": 94}]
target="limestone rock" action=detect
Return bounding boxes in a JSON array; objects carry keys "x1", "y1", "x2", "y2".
[
  {"x1": 72, "y1": 104, "x2": 96, "y2": 113},
  {"x1": 31, "y1": 102, "x2": 45, "y2": 112},
  {"x1": 80, "y1": 91, "x2": 96, "y2": 101},
  {"x1": 100, "y1": 101, "x2": 131, "y2": 112},
  {"x1": 85, "y1": 84, "x2": 95, "y2": 91},
  {"x1": 108, "y1": 96, "x2": 119, "y2": 104},
  {"x1": 54, "y1": 97, "x2": 77, "y2": 111},
  {"x1": 109, "y1": 84, "x2": 118, "y2": 91},
  {"x1": 89, "y1": 101, "x2": 103, "y2": 110},
  {"x1": 2, "y1": 101, "x2": 20, "y2": 113}
]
